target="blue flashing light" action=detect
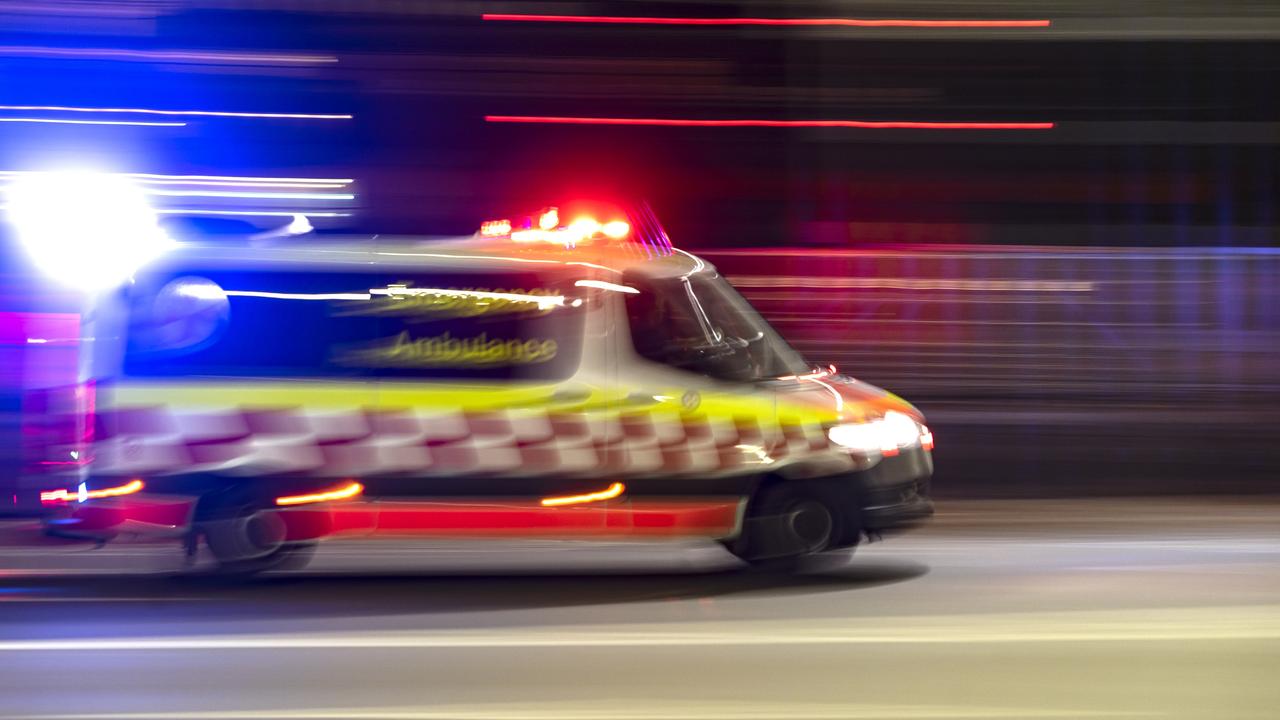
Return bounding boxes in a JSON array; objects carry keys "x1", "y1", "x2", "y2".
[{"x1": 4, "y1": 171, "x2": 174, "y2": 290}]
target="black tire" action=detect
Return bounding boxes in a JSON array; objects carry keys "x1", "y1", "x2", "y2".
[
  {"x1": 196, "y1": 485, "x2": 295, "y2": 573},
  {"x1": 729, "y1": 481, "x2": 843, "y2": 566}
]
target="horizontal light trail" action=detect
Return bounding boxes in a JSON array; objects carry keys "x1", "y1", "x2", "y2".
[
  {"x1": 128, "y1": 180, "x2": 350, "y2": 189},
  {"x1": 0, "y1": 171, "x2": 353, "y2": 185},
  {"x1": 0, "y1": 117, "x2": 185, "y2": 127},
  {"x1": 0, "y1": 105, "x2": 351, "y2": 120},
  {"x1": 0, "y1": 703, "x2": 1149, "y2": 720},
  {"x1": 486, "y1": 116, "x2": 1054, "y2": 130},
  {"x1": 729, "y1": 276, "x2": 1095, "y2": 291},
  {"x1": 482, "y1": 14, "x2": 1052, "y2": 28},
  {"x1": 141, "y1": 189, "x2": 355, "y2": 200},
  {"x1": 0, "y1": 46, "x2": 337, "y2": 64},
  {"x1": 2, "y1": 605, "x2": 1275, "y2": 651},
  {"x1": 223, "y1": 291, "x2": 372, "y2": 301},
  {"x1": 153, "y1": 209, "x2": 353, "y2": 217}
]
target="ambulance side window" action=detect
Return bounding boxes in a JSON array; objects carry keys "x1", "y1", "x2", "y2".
[{"x1": 623, "y1": 272, "x2": 810, "y2": 382}]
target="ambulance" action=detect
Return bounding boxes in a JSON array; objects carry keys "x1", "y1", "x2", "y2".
[{"x1": 31, "y1": 200, "x2": 933, "y2": 573}]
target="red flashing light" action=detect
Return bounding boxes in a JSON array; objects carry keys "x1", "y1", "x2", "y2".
[
  {"x1": 480, "y1": 219, "x2": 511, "y2": 236},
  {"x1": 481, "y1": 208, "x2": 631, "y2": 246},
  {"x1": 485, "y1": 116, "x2": 1054, "y2": 130},
  {"x1": 481, "y1": 14, "x2": 1051, "y2": 29}
]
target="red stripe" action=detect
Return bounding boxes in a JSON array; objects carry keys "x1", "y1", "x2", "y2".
[
  {"x1": 481, "y1": 14, "x2": 1051, "y2": 28},
  {"x1": 322, "y1": 500, "x2": 742, "y2": 538},
  {"x1": 486, "y1": 115, "x2": 1055, "y2": 131}
]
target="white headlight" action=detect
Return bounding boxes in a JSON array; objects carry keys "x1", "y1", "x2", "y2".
[
  {"x1": 827, "y1": 422, "x2": 885, "y2": 454},
  {"x1": 828, "y1": 411, "x2": 923, "y2": 458},
  {"x1": 882, "y1": 411, "x2": 922, "y2": 448}
]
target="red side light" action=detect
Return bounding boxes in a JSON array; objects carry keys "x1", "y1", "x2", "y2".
[
  {"x1": 921, "y1": 429, "x2": 935, "y2": 452},
  {"x1": 541, "y1": 482, "x2": 625, "y2": 507},
  {"x1": 276, "y1": 481, "x2": 364, "y2": 507}
]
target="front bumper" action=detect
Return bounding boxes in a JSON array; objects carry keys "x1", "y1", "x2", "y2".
[{"x1": 858, "y1": 446, "x2": 933, "y2": 532}]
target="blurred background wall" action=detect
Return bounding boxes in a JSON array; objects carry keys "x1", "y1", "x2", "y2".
[{"x1": 2, "y1": 0, "x2": 1278, "y2": 497}]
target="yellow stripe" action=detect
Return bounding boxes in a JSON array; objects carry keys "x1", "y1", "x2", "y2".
[{"x1": 106, "y1": 380, "x2": 839, "y2": 425}]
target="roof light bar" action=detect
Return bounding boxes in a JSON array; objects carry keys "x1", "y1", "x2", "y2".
[{"x1": 480, "y1": 208, "x2": 632, "y2": 247}]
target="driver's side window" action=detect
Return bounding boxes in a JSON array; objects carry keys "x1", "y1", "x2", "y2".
[{"x1": 623, "y1": 277, "x2": 706, "y2": 366}]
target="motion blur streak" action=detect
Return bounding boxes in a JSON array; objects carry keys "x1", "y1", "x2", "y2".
[
  {"x1": 153, "y1": 209, "x2": 353, "y2": 217},
  {"x1": 485, "y1": 116, "x2": 1055, "y2": 130},
  {"x1": 0, "y1": 172, "x2": 353, "y2": 185},
  {"x1": 0, "y1": 105, "x2": 351, "y2": 120},
  {"x1": 730, "y1": 277, "x2": 1095, "y2": 292},
  {"x1": 275, "y1": 481, "x2": 364, "y2": 507},
  {"x1": 39, "y1": 479, "x2": 143, "y2": 505},
  {"x1": 481, "y1": 14, "x2": 1053, "y2": 29},
  {"x1": 540, "y1": 482, "x2": 626, "y2": 507},
  {"x1": 141, "y1": 190, "x2": 355, "y2": 200},
  {"x1": 0, "y1": 118, "x2": 186, "y2": 127},
  {"x1": 222, "y1": 291, "x2": 372, "y2": 301},
  {"x1": 0, "y1": 46, "x2": 337, "y2": 64}
]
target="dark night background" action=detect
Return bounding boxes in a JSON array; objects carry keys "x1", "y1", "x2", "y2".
[{"x1": 2, "y1": 0, "x2": 1278, "y2": 496}]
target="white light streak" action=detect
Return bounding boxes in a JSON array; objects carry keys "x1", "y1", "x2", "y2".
[{"x1": 0, "y1": 105, "x2": 351, "y2": 120}]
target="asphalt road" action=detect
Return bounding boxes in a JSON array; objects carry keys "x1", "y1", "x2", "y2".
[{"x1": 1, "y1": 498, "x2": 1277, "y2": 720}]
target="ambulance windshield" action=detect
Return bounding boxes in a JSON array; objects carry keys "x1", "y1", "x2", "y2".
[{"x1": 624, "y1": 271, "x2": 810, "y2": 382}]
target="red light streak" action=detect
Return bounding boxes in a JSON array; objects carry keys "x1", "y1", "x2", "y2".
[
  {"x1": 541, "y1": 482, "x2": 626, "y2": 507},
  {"x1": 482, "y1": 14, "x2": 1051, "y2": 28},
  {"x1": 485, "y1": 116, "x2": 1054, "y2": 131}
]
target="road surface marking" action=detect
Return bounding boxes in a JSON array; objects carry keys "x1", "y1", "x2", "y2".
[
  {"x1": 6, "y1": 701, "x2": 1156, "y2": 719},
  {"x1": 2, "y1": 605, "x2": 1277, "y2": 651}
]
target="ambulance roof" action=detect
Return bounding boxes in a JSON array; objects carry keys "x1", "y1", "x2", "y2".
[{"x1": 143, "y1": 235, "x2": 709, "y2": 280}]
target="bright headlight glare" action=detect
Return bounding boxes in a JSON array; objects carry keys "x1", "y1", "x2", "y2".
[
  {"x1": 882, "y1": 411, "x2": 923, "y2": 447},
  {"x1": 5, "y1": 171, "x2": 173, "y2": 290},
  {"x1": 827, "y1": 422, "x2": 885, "y2": 454},
  {"x1": 828, "y1": 412, "x2": 922, "y2": 455}
]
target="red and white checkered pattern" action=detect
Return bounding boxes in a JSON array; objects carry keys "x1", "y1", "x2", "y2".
[{"x1": 89, "y1": 403, "x2": 835, "y2": 479}]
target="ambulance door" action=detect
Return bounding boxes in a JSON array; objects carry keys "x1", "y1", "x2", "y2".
[{"x1": 618, "y1": 271, "x2": 781, "y2": 486}]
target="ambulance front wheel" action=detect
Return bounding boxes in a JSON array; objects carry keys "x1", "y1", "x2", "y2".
[
  {"x1": 728, "y1": 481, "x2": 846, "y2": 567},
  {"x1": 213, "y1": 542, "x2": 317, "y2": 576}
]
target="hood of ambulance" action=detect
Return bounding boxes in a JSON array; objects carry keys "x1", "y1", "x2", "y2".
[{"x1": 773, "y1": 374, "x2": 922, "y2": 425}]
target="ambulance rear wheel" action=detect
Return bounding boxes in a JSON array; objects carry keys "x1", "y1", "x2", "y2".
[
  {"x1": 196, "y1": 486, "x2": 312, "y2": 574},
  {"x1": 730, "y1": 481, "x2": 840, "y2": 567}
]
